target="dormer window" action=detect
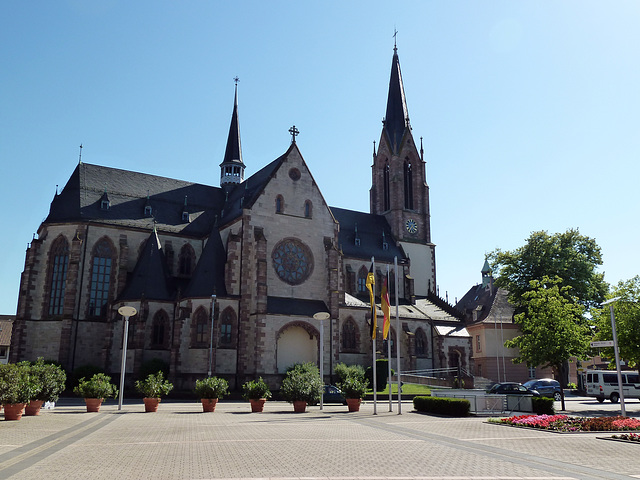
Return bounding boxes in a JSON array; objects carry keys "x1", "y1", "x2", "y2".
[
  {"x1": 355, "y1": 238, "x2": 361, "y2": 246},
  {"x1": 182, "y1": 211, "x2": 190, "y2": 222},
  {"x1": 145, "y1": 205, "x2": 152, "y2": 216},
  {"x1": 383, "y1": 241, "x2": 388, "y2": 251},
  {"x1": 101, "y1": 199, "x2": 110, "y2": 210}
]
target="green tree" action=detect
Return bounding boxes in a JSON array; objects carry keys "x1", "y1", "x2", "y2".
[
  {"x1": 505, "y1": 277, "x2": 590, "y2": 409},
  {"x1": 489, "y1": 229, "x2": 607, "y2": 311},
  {"x1": 593, "y1": 276, "x2": 640, "y2": 368}
]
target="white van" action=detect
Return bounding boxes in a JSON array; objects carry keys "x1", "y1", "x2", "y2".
[{"x1": 584, "y1": 370, "x2": 640, "y2": 403}]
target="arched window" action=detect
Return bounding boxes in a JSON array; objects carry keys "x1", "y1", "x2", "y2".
[
  {"x1": 357, "y1": 266, "x2": 368, "y2": 294},
  {"x1": 151, "y1": 310, "x2": 169, "y2": 349},
  {"x1": 341, "y1": 317, "x2": 359, "y2": 352},
  {"x1": 191, "y1": 307, "x2": 209, "y2": 348},
  {"x1": 219, "y1": 307, "x2": 236, "y2": 347},
  {"x1": 276, "y1": 195, "x2": 284, "y2": 214},
  {"x1": 48, "y1": 236, "x2": 69, "y2": 316},
  {"x1": 304, "y1": 200, "x2": 312, "y2": 218},
  {"x1": 383, "y1": 163, "x2": 390, "y2": 211},
  {"x1": 164, "y1": 243, "x2": 174, "y2": 275},
  {"x1": 178, "y1": 244, "x2": 195, "y2": 277},
  {"x1": 403, "y1": 160, "x2": 413, "y2": 210},
  {"x1": 415, "y1": 327, "x2": 428, "y2": 357},
  {"x1": 88, "y1": 238, "x2": 114, "y2": 318}
]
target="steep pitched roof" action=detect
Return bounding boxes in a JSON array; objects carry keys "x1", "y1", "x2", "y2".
[
  {"x1": 46, "y1": 163, "x2": 223, "y2": 236},
  {"x1": 118, "y1": 228, "x2": 174, "y2": 302},
  {"x1": 182, "y1": 228, "x2": 228, "y2": 298},
  {"x1": 220, "y1": 83, "x2": 245, "y2": 169},
  {"x1": 384, "y1": 47, "x2": 410, "y2": 154},
  {"x1": 330, "y1": 207, "x2": 405, "y2": 262}
]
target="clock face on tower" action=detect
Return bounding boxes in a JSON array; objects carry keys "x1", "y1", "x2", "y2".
[{"x1": 405, "y1": 218, "x2": 418, "y2": 235}]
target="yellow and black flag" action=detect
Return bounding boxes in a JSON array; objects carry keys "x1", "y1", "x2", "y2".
[{"x1": 366, "y1": 263, "x2": 376, "y2": 339}]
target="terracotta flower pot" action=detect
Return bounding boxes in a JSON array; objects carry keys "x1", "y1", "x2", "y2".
[
  {"x1": 84, "y1": 398, "x2": 103, "y2": 412},
  {"x1": 293, "y1": 400, "x2": 307, "y2": 413},
  {"x1": 25, "y1": 399, "x2": 44, "y2": 416},
  {"x1": 249, "y1": 398, "x2": 266, "y2": 412},
  {"x1": 346, "y1": 398, "x2": 361, "y2": 412},
  {"x1": 201, "y1": 398, "x2": 218, "y2": 412},
  {"x1": 3, "y1": 403, "x2": 27, "y2": 421},
  {"x1": 144, "y1": 397, "x2": 160, "y2": 412}
]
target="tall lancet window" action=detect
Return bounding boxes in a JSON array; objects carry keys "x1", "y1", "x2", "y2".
[
  {"x1": 88, "y1": 238, "x2": 114, "y2": 318},
  {"x1": 404, "y1": 160, "x2": 414, "y2": 210},
  {"x1": 383, "y1": 163, "x2": 390, "y2": 211},
  {"x1": 48, "y1": 237, "x2": 70, "y2": 316}
]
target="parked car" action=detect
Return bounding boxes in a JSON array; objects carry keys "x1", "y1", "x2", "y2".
[
  {"x1": 323, "y1": 385, "x2": 347, "y2": 404},
  {"x1": 486, "y1": 382, "x2": 540, "y2": 396},
  {"x1": 523, "y1": 379, "x2": 562, "y2": 401}
]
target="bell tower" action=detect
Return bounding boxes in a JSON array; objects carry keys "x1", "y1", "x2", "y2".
[
  {"x1": 370, "y1": 45, "x2": 436, "y2": 295},
  {"x1": 220, "y1": 78, "x2": 245, "y2": 191}
]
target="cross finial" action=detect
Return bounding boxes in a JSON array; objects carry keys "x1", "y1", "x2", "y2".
[
  {"x1": 234, "y1": 76, "x2": 239, "y2": 85},
  {"x1": 289, "y1": 125, "x2": 299, "y2": 143},
  {"x1": 78, "y1": 144, "x2": 83, "y2": 164},
  {"x1": 393, "y1": 28, "x2": 398, "y2": 51}
]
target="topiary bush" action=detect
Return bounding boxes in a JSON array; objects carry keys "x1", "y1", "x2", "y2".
[
  {"x1": 30, "y1": 358, "x2": 67, "y2": 402},
  {"x1": 413, "y1": 395, "x2": 471, "y2": 417},
  {"x1": 532, "y1": 396, "x2": 555, "y2": 415},
  {"x1": 73, "y1": 373, "x2": 118, "y2": 399}
]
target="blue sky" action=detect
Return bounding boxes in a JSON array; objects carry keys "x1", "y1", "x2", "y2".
[{"x1": 1, "y1": 1, "x2": 639, "y2": 314}]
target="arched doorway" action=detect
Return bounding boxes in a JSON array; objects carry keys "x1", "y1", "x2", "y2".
[{"x1": 276, "y1": 322, "x2": 318, "y2": 373}]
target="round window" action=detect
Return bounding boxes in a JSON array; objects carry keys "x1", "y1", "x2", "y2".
[{"x1": 272, "y1": 238, "x2": 313, "y2": 285}]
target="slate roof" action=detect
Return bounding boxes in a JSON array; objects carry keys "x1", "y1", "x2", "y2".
[
  {"x1": 384, "y1": 47, "x2": 410, "y2": 154},
  {"x1": 330, "y1": 207, "x2": 405, "y2": 262},
  {"x1": 182, "y1": 228, "x2": 228, "y2": 298},
  {"x1": 220, "y1": 84, "x2": 245, "y2": 169},
  {"x1": 267, "y1": 297, "x2": 329, "y2": 317},
  {"x1": 0, "y1": 316, "x2": 13, "y2": 347},
  {"x1": 455, "y1": 283, "x2": 499, "y2": 324},
  {"x1": 46, "y1": 163, "x2": 223, "y2": 236},
  {"x1": 118, "y1": 228, "x2": 174, "y2": 302}
]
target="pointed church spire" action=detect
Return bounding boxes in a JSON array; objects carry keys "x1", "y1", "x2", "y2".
[
  {"x1": 220, "y1": 77, "x2": 245, "y2": 188},
  {"x1": 384, "y1": 45, "x2": 410, "y2": 154}
]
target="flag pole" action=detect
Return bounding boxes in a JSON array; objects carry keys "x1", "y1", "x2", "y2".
[
  {"x1": 371, "y1": 256, "x2": 377, "y2": 415},
  {"x1": 395, "y1": 256, "x2": 402, "y2": 414},
  {"x1": 386, "y1": 264, "x2": 392, "y2": 412}
]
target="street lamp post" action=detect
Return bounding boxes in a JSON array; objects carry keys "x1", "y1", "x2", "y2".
[
  {"x1": 117, "y1": 305, "x2": 137, "y2": 411},
  {"x1": 602, "y1": 297, "x2": 625, "y2": 416},
  {"x1": 313, "y1": 312, "x2": 330, "y2": 410}
]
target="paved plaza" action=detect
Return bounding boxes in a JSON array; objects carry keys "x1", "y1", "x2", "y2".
[{"x1": 1, "y1": 397, "x2": 640, "y2": 480}]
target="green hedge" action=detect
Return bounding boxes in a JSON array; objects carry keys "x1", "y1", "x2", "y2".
[
  {"x1": 532, "y1": 396, "x2": 555, "y2": 415},
  {"x1": 413, "y1": 395, "x2": 471, "y2": 417}
]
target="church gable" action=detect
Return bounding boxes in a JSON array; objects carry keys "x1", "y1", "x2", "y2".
[{"x1": 247, "y1": 143, "x2": 338, "y2": 301}]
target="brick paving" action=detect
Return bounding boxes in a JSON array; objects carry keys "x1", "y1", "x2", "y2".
[{"x1": 1, "y1": 399, "x2": 640, "y2": 479}]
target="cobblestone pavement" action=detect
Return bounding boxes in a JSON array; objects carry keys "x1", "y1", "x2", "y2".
[{"x1": 1, "y1": 399, "x2": 640, "y2": 480}]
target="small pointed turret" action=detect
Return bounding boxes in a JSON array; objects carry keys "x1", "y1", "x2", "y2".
[
  {"x1": 481, "y1": 259, "x2": 492, "y2": 289},
  {"x1": 220, "y1": 78, "x2": 245, "y2": 189},
  {"x1": 384, "y1": 45, "x2": 410, "y2": 154}
]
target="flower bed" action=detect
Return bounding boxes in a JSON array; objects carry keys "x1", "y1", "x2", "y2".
[{"x1": 491, "y1": 414, "x2": 640, "y2": 433}]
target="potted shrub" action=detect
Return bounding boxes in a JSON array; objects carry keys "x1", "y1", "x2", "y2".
[
  {"x1": 280, "y1": 363, "x2": 322, "y2": 413},
  {"x1": 25, "y1": 358, "x2": 67, "y2": 416},
  {"x1": 135, "y1": 371, "x2": 173, "y2": 412},
  {"x1": 242, "y1": 377, "x2": 272, "y2": 412},
  {"x1": 338, "y1": 376, "x2": 369, "y2": 412},
  {"x1": 0, "y1": 363, "x2": 36, "y2": 420},
  {"x1": 194, "y1": 377, "x2": 229, "y2": 412},
  {"x1": 336, "y1": 363, "x2": 369, "y2": 412},
  {"x1": 73, "y1": 373, "x2": 118, "y2": 412}
]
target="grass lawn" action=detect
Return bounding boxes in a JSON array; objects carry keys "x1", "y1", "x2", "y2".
[{"x1": 367, "y1": 383, "x2": 432, "y2": 395}]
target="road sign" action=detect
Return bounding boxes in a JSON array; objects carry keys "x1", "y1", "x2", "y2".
[{"x1": 590, "y1": 340, "x2": 614, "y2": 348}]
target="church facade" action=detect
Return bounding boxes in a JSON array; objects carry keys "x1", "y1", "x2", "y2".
[{"x1": 11, "y1": 48, "x2": 471, "y2": 390}]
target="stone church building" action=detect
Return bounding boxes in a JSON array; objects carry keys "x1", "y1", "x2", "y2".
[{"x1": 11, "y1": 47, "x2": 471, "y2": 390}]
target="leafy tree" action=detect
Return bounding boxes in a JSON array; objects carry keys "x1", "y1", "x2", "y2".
[
  {"x1": 593, "y1": 276, "x2": 640, "y2": 368},
  {"x1": 488, "y1": 229, "x2": 607, "y2": 311},
  {"x1": 505, "y1": 276, "x2": 590, "y2": 410}
]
